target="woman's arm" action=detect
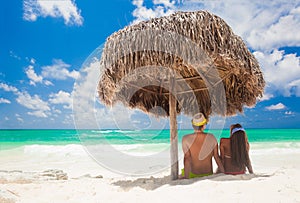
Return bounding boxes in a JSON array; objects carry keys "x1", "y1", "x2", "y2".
[
  {"x1": 246, "y1": 139, "x2": 253, "y2": 173},
  {"x1": 213, "y1": 142, "x2": 224, "y2": 173},
  {"x1": 220, "y1": 139, "x2": 225, "y2": 165},
  {"x1": 246, "y1": 157, "x2": 254, "y2": 174}
]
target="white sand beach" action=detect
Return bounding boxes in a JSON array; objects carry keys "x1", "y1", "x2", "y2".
[{"x1": 1, "y1": 144, "x2": 300, "y2": 203}]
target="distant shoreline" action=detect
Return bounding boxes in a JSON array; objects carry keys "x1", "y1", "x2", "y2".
[{"x1": 1, "y1": 128, "x2": 300, "y2": 130}]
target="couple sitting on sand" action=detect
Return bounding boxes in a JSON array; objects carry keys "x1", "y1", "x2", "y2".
[{"x1": 181, "y1": 113, "x2": 253, "y2": 179}]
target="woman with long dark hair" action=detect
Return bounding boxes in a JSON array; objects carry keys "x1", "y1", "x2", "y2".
[{"x1": 220, "y1": 124, "x2": 253, "y2": 174}]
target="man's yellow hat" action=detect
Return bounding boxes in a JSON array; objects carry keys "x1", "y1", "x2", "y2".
[{"x1": 191, "y1": 113, "x2": 207, "y2": 126}]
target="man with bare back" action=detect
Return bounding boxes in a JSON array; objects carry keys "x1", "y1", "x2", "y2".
[{"x1": 181, "y1": 113, "x2": 224, "y2": 179}]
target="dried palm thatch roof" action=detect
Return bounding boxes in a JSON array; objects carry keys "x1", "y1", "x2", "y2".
[{"x1": 98, "y1": 10, "x2": 265, "y2": 118}]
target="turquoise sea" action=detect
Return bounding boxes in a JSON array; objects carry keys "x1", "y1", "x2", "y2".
[
  {"x1": 1, "y1": 129, "x2": 300, "y2": 175},
  {"x1": 1, "y1": 129, "x2": 300, "y2": 150}
]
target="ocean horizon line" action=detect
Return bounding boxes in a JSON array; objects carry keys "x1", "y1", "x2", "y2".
[{"x1": 1, "y1": 128, "x2": 300, "y2": 131}]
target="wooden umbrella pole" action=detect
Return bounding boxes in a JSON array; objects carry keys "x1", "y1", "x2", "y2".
[{"x1": 169, "y1": 76, "x2": 178, "y2": 180}]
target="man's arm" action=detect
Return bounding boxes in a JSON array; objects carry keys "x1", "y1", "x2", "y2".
[
  {"x1": 182, "y1": 137, "x2": 192, "y2": 179},
  {"x1": 213, "y1": 142, "x2": 224, "y2": 173}
]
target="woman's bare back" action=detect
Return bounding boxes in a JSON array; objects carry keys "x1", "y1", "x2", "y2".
[{"x1": 220, "y1": 138, "x2": 246, "y2": 173}]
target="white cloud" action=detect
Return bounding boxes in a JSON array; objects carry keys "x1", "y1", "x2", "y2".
[
  {"x1": 285, "y1": 111, "x2": 294, "y2": 115},
  {"x1": 62, "y1": 114, "x2": 74, "y2": 125},
  {"x1": 25, "y1": 59, "x2": 77, "y2": 85},
  {"x1": 172, "y1": 0, "x2": 300, "y2": 51},
  {"x1": 128, "y1": 1, "x2": 300, "y2": 99},
  {"x1": 247, "y1": 6, "x2": 300, "y2": 50},
  {"x1": 25, "y1": 65, "x2": 43, "y2": 86},
  {"x1": 72, "y1": 58, "x2": 135, "y2": 129},
  {"x1": 53, "y1": 108, "x2": 62, "y2": 114},
  {"x1": 44, "y1": 80, "x2": 54, "y2": 86},
  {"x1": 153, "y1": 0, "x2": 176, "y2": 8},
  {"x1": 72, "y1": 57, "x2": 170, "y2": 129},
  {"x1": 25, "y1": 65, "x2": 53, "y2": 86},
  {"x1": 94, "y1": 104, "x2": 142, "y2": 129},
  {"x1": 27, "y1": 110, "x2": 48, "y2": 118},
  {"x1": 72, "y1": 59, "x2": 101, "y2": 129},
  {"x1": 16, "y1": 91, "x2": 50, "y2": 111},
  {"x1": 130, "y1": 1, "x2": 299, "y2": 48},
  {"x1": 17, "y1": 117, "x2": 24, "y2": 123},
  {"x1": 25, "y1": 57, "x2": 36, "y2": 64},
  {"x1": 23, "y1": 0, "x2": 83, "y2": 26},
  {"x1": 16, "y1": 91, "x2": 51, "y2": 118},
  {"x1": 287, "y1": 79, "x2": 300, "y2": 97},
  {"x1": 265, "y1": 103, "x2": 286, "y2": 111},
  {"x1": 15, "y1": 114, "x2": 24, "y2": 122},
  {"x1": 30, "y1": 58, "x2": 36, "y2": 64},
  {"x1": 0, "y1": 98, "x2": 11, "y2": 104},
  {"x1": 4, "y1": 117, "x2": 9, "y2": 121},
  {"x1": 131, "y1": 0, "x2": 175, "y2": 24},
  {"x1": 259, "y1": 93, "x2": 274, "y2": 101},
  {"x1": 9, "y1": 51, "x2": 21, "y2": 60},
  {"x1": 0, "y1": 83, "x2": 18, "y2": 93},
  {"x1": 132, "y1": 0, "x2": 143, "y2": 7},
  {"x1": 41, "y1": 59, "x2": 79, "y2": 80},
  {"x1": 254, "y1": 50, "x2": 300, "y2": 97},
  {"x1": 49, "y1": 90, "x2": 72, "y2": 109}
]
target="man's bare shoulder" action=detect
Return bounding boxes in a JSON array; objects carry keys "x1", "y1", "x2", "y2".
[
  {"x1": 182, "y1": 133, "x2": 195, "y2": 140},
  {"x1": 182, "y1": 133, "x2": 197, "y2": 143},
  {"x1": 183, "y1": 133, "x2": 195, "y2": 137},
  {"x1": 204, "y1": 133, "x2": 218, "y2": 143},
  {"x1": 205, "y1": 133, "x2": 217, "y2": 138}
]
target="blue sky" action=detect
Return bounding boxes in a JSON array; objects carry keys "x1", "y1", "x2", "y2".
[{"x1": 0, "y1": 0, "x2": 300, "y2": 129}]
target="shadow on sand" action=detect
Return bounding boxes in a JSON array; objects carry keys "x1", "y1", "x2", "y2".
[{"x1": 112, "y1": 173, "x2": 273, "y2": 191}]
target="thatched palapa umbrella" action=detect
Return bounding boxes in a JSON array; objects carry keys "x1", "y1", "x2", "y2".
[{"x1": 97, "y1": 11, "x2": 265, "y2": 180}]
